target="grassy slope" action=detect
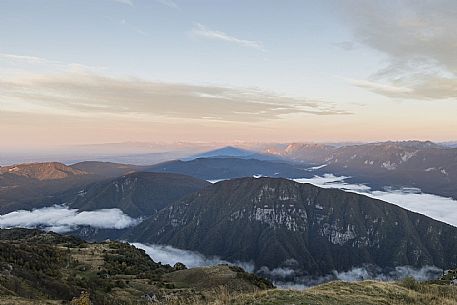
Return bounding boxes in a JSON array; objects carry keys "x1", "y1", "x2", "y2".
[
  {"x1": 157, "y1": 280, "x2": 457, "y2": 305},
  {"x1": 2, "y1": 274, "x2": 457, "y2": 305},
  {"x1": 212, "y1": 281, "x2": 457, "y2": 305}
]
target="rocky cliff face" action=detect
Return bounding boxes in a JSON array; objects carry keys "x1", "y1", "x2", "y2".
[{"x1": 128, "y1": 177, "x2": 457, "y2": 275}]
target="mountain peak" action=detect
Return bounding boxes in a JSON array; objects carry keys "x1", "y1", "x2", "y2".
[
  {"x1": 0, "y1": 162, "x2": 86, "y2": 180},
  {"x1": 191, "y1": 146, "x2": 256, "y2": 159}
]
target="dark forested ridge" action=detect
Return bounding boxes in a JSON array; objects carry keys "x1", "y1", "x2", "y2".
[
  {"x1": 65, "y1": 172, "x2": 211, "y2": 217},
  {"x1": 128, "y1": 177, "x2": 457, "y2": 275}
]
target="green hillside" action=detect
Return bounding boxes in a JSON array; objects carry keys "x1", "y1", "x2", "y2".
[{"x1": 0, "y1": 228, "x2": 271, "y2": 305}]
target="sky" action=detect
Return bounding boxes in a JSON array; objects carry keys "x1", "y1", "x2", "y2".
[{"x1": 1, "y1": 0, "x2": 457, "y2": 150}]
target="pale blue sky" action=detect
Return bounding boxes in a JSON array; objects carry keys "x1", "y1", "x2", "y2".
[
  {"x1": 1, "y1": 1, "x2": 373, "y2": 91},
  {"x1": 1, "y1": 0, "x2": 456, "y2": 148}
]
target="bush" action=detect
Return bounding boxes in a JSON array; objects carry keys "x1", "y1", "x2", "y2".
[
  {"x1": 401, "y1": 276, "x2": 420, "y2": 291},
  {"x1": 173, "y1": 262, "x2": 187, "y2": 271}
]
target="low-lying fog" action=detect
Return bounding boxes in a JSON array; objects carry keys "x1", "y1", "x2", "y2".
[
  {"x1": 293, "y1": 174, "x2": 457, "y2": 227},
  {"x1": 133, "y1": 242, "x2": 442, "y2": 289},
  {"x1": 132, "y1": 243, "x2": 255, "y2": 272}
]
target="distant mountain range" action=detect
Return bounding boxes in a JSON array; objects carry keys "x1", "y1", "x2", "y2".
[
  {"x1": 2, "y1": 140, "x2": 457, "y2": 211},
  {"x1": 264, "y1": 141, "x2": 457, "y2": 199},
  {"x1": 0, "y1": 142, "x2": 220, "y2": 166},
  {"x1": 127, "y1": 177, "x2": 457, "y2": 276},
  {"x1": 186, "y1": 146, "x2": 281, "y2": 161},
  {"x1": 440, "y1": 142, "x2": 457, "y2": 148},
  {"x1": 70, "y1": 161, "x2": 139, "y2": 177},
  {"x1": 145, "y1": 141, "x2": 457, "y2": 200},
  {"x1": 146, "y1": 158, "x2": 312, "y2": 180}
]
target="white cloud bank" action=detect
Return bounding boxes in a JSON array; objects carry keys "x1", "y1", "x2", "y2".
[
  {"x1": 294, "y1": 174, "x2": 457, "y2": 227},
  {"x1": 273, "y1": 265, "x2": 442, "y2": 290},
  {"x1": 132, "y1": 243, "x2": 441, "y2": 289},
  {"x1": 0, "y1": 205, "x2": 141, "y2": 233},
  {"x1": 132, "y1": 243, "x2": 254, "y2": 272}
]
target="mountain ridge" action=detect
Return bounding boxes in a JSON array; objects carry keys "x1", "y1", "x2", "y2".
[
  {"x1": 65, "y1": 171, "x2": 211, "y2": 217},
  {"x1": 127, "y1": 177, "x2": 457, "y2": 276},
  {"x1": 263, "y1": 141, "x2": 457, "y2": 199},
  {"x1": 0, "y1": 162, "x2": 87, "y2": 180},
  {"x1": 187, "y1": 146, "x2": 281, "y2": 161},
  {"x1": 145, "y1": 157, "x2": 312, "y2": 180}
]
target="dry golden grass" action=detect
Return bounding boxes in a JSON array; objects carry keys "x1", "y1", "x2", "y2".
[
  {"x1": 158, "y1": 281, "x2": 457, "y2": 305},
  {"x1": 163, "y1": 265, "x2": 264, "y2": 292},
  {"x1": 1, "y1": 280, "x2": 456, "y2": 305}
]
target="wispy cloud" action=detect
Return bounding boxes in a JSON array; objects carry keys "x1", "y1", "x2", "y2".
[
  {"x1": 0, "y1": 52, "x2": 103, "y2": 72},
  {"x1": 191, "y1": 23, "x2": 265, "y2": 51},
  {"x1": 350, "y1": 77, "x2": 457, "y2": 100},
  {"x1": 112, "y1": 0, "x2": 133, "y2": 6},
  {"x1": 155, "y1": 0, "x2": 179, "y2": 9},
  {"x1": 0, "y1": 70, "x2": 349, "y2": 122},
  {"x1": 0, "y1": 53, "x2": 59, "y2": 65},
  {"x1": 338, "y1": 1, "x2": 457, "y2": 100},
  {"x1": 348, "y1": 78, "x2": 413, "y2": 96}
]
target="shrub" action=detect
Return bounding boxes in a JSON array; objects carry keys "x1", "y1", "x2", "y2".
[{"x1": 401, "y1": 276, "x2": 420, "y2": 291}]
